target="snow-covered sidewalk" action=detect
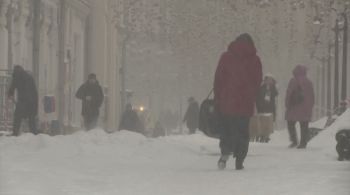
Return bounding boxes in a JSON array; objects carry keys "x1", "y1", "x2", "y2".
[{"x1": 1, "y1": 111, "x2": 350, "y2": 195}]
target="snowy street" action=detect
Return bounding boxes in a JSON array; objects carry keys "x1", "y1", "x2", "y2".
[
  {"x1": 1, "y1": 1, "x2": 350, "y2": 194},
  {"x1": 1, "y1": 110, "x2": 349, "y2": 195}
]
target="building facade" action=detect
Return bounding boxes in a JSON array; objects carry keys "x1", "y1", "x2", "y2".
[{"x1": 0, "y1": 0, "x2": 121, "y2": 133}]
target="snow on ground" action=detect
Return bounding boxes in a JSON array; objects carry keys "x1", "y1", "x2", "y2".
[{"x1": 1, "y1": 111, "x2": 350, "y2": 195}]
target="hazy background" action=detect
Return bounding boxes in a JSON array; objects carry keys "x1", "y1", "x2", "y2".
[{"x1": 113, "y1": 0, "x2": 349, "y2": 129}]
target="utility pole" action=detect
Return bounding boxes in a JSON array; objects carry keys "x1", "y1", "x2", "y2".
[
  {"x1": 119, "y1": 1, "x2": 130, "y2": 113},
  {"x1": 341, "y1": 12, "x2": 348, "y2": 101},
  {"x1": 120, "y1": 35, "x2": 128, "y2": 113},
  {"x1": 58, "y1": 0, "x2": 66, "y2": 133},
  {"x1": 7, "y1": 2, "x2": 14, "y2": 71},
  {"x1": 321, "y1": 57, "x2": 326, "y2": 116},
  {"x1": 334, "y1": 19, "x2": 340, "y2": 109},
  {"x1": 327, "y1": 44, "x2": 332, "y2": 117},
  {"x1": 32, "y1": 0, "x2": 41, "y2": 84},
  {"x1": 314, "y1": 63, "x2": 321, "y2": 118}
]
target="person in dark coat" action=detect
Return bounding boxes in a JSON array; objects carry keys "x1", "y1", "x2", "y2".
[
  {"x1": 7, "y1": 65, "x2": 39, "y2": 136},
  {"x1": 119, "y1": 103, "x2": 144, "y2": 134},
  {"x1": 153, "y1": 120, "x2": 165, "y2": 137},
  {"x1": 76, "y1": 73, "x2": 104, "y2": 130},
  {"x1": 255, "y1": 75, "x2": 278, "y2": 142},
  {"x1": 214, "y1": 33, "x2": 262, "y2": 170},
  {"x1": 256, "y1": 75, "x2": 278, "y2": 120},
  {"x1": 183, "y1": 97, "x2": 199, "y2": 134},
  {"x1": 285, "y1": 65, "x2": 315, "y2": 149}
]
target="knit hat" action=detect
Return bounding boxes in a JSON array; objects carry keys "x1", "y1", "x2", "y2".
[{"x1": 88, "y1": 73, "x2": 96, "y2": 80}]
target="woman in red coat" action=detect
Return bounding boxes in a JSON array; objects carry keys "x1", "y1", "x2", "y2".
[
  {"x1": 214, "y1": 33, "x2": 262, "y2": 170},
  {"x1": 285, "y1": 65, "x2": 315, "y2": 148}
]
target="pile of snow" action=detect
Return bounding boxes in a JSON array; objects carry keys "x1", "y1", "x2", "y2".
[
  {"x1": 310, "y1": 116, "x2": 328, "y2": 129},
  {"x1": 0, "y1": 130, "x2": 11, "y2": 136},
  {"x1": 0, "y1": 113, "x2": 349, "y2": 195},
  {"x1": 310, "y1": 109, "x2": 350, "y2": 155}
]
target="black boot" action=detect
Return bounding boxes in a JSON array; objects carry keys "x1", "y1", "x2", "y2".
[
  {"x1": 338, "y1": 156, "x2": 345, "y2": 161},
  {"x1": 235, "y1": 159, "x2": 244, "y2": 170},
  {"x1": 288, "y1": 121, "x2": 298, "y2": 148},
  {"x1": 218, "y1": 155, "x2": 229, "y2": 170},
  {"x1": 10, "y1": 132, "x2": 19, "y2": 136},
  {"x1": 289, "y1": 142, "x2": 298, "y2": 148},
  {"x1": 298, "y1": 122, "x2": 309, "y2": 149}
]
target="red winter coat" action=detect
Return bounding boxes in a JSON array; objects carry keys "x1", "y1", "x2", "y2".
[{"x1": 214, "y1": 40, "x2": 262, "y2": 117}]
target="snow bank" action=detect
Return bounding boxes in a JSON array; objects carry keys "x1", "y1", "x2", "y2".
[
  {"x1": 310, "y1": 109, "x2": 350, "y2": 156},
  {"x1": 1, "y1": 117, "x2": 349, "y2": 195}
]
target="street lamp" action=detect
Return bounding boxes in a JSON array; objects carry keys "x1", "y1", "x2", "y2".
[
  {"x1": 311, "y1": 17, "x2": 324, "y2": 118},
  {"x1": 334, "y1": 18, "x2": 341, "y2": 111},
  {"x1": 341, "y1": 12, "x2": 348, "y2": 102},
  {"x1": 327, "y1": 43, "x2": 333, "y2": 118},
  {"x1": 312, "y1": 58, "x2": 327, "y2": 118},
  {"x1": 332, "y1": 8, "x2": 349, "y2": 111}
]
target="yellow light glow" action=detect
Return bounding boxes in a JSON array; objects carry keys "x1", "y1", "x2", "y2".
[{"x1": 139, "y1": 106, "x2": 144, "y2": 111}]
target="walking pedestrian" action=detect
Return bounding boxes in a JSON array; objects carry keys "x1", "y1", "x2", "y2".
[
  {"x1": 7, "y1": 65, "x2": 39, "y2": 136},
  {"x1": 256, "y1": 75, "x2": 278, "y2": 120},
  {"x1": 285, "y1": 65, "x2": 315, "y2": 149},
  {"x1": 255, "y1": 75, "x2": 278, "y2": 142},
  {"x1": 119, "y1": 103, "x2": 144, "y2": 134},
  {"x1": 183, "y1": 97, "x2": 199, "y2": 134},
  {"x1": 214, "y1": 33, "x2": 262, "y2": 170},
  {"x1": 76, "y1": 73, "x2": 104, "y2": 130}
]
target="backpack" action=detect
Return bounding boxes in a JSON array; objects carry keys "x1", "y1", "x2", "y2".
[
  {"x1": 289, "y1": 83, "x2": 304, "y2": 107},
  {"x1": 198, "y1": 90, "x2": 221, "y2": 139}
]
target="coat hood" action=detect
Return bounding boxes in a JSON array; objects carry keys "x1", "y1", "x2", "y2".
[
  {"x1": 227, "y1": 34, "x2": 257, "y2": 58},
  {"x1": 12, "y1": 65, "x2": 28, "y2": 84},
  {"x1": 214, "y1": 33, "x2": 262, "y2": 117},
  {"x1": 293, "y1": 65, "x2": 307, "y2": 79},
  {"x1": 13, "y1": 65, "x2": 26, "y2": 76}
]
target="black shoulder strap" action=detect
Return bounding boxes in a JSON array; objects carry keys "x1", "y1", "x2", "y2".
[{"x1": 206, "y1": 88, "x2": 213, "y2": 100}]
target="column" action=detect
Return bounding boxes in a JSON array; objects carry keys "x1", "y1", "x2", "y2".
[
  {"x1": 13, "y1": 0, "x2": 30, "y2": 69},
  {"x1": 39, "y1": 2, "x2": 51, "y2": 93},
  {"x1": 0, "y1": 0, "x2": 10, "y2": 74},
  {"x1": 48, "y1": 5, "x2": 58, "y2": 94},
  {"x1": 37, "y1": 2, "x2": 50, "y2": 124}
]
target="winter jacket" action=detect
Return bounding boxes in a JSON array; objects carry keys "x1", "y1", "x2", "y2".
[
  {"x1": 183, "y1": 101, "x2": 199, "y2": 130},
  {"x1": 214, "y1": 38, "x2": 262, "y2": 117},
  {"x1": 119, "y1": 109, "x2": 144, "y2": 133},
  {"x1": 8, "y1": 67, "x2": 38, "y2": 117},
  {"x1": 256, "y1": 83, "x2": 278, "y2": 119},
  {"x1": 285, "y1": 65, "x2": 314, "y2": 122},
  {"x1": 153, "y1": 122, "x2": 165, "y2": 137},
  {"x1": 76, "y1": 81, "x2": 104, "y2": 118}
]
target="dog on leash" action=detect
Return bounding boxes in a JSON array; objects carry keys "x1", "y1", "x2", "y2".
[{"x1": 335, "y1": 129, "x2": 350, "y2": 161}]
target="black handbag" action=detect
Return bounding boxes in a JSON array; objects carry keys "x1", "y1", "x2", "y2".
[
  {"x1": 289, "y1": 84, "x2": 304, "y2": 107},
  {"x1": 198, "y1": 89, "x2": 221, "y2": 139}
]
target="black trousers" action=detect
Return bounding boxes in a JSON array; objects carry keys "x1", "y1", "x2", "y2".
[
  {"x1": 287, "y1": 121, "x2": 309, "y2": 146},
  {"x1": 84, "y1": 115, "x2": 98, "y2": 131},
  {"x1": 189, "y1": 128, "x2": 196, "y2": 134},
  {"x1": 219, "y1": 116, "x2": 250, "y2": 163},
  {"x1": 13, "y1": 112, "x2": 38, "y2": 136}
]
